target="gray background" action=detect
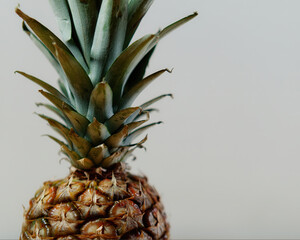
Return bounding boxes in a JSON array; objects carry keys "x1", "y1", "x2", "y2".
[{"x1": 1, "y1": 0, "x2": 300, "y2": 239}]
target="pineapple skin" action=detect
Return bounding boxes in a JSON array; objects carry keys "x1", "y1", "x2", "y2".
[{"x1": 20, "y1": 164, "x2": 169, "y2": 239}]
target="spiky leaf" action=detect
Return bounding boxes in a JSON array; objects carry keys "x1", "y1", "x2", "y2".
[
  {"x1": 53, "y1": 42, "x2": 93, "y2": 115},
  {"x1": 87, "y1": 144, "x2": 110, "y2": 165},
  {"x1": 105, "y1": 107, "x2": 141, "y2": 132},
  {"x1": 49, "y1": 0, "x2": 72, "y2": 42},
  {"x1": 90, "y1": 0, "x2": 127, "y2": 85},
  {"x1": 120, "y1": 68, "x2": 171, "y2": 109},
  {"x1": 86, "y1": 118, "x2": 111, "y2": 145},
  {"x1": 105, "y1": 125, "x2": 129, "y2": 148},
  {"x1": 67, "y1": 0, "x2": 100, "y2": 64},
  {"x1": 87, "y1": 82, "x2": 114, "y2": 122},
  {"x1": 124, "y1": 0, "x2": 154, "y2": 47},
  {"x1": 16, "y1": 71, "x2": 69, "y2": 104},
  {"x1": 68, "y1": 129, "x2": 91, "y2": 157}
]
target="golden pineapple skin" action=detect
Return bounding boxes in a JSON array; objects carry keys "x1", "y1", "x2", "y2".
[{"x1": 20, "y1": 164, "x2": 169, "y2": 240}]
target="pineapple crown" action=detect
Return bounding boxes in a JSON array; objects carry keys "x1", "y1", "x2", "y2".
[{"x1": 15, "y1": 0, "x2": 197, "y2": 170}]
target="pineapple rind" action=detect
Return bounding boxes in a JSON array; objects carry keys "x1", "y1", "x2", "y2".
[{"x1": 20, "y1": 164, "x2": 169, "y2": 239}]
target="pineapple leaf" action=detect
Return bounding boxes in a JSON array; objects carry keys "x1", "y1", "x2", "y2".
[
  {"x1": 61, "y1": 144, "x2": 81, "y2": 168},
  {"x1": 17, "y1": 8, "x2": 88, "y2": 97},
  {"x1": 120, "y1": 68, "x2": 171, "y2": 109},
  {"x1": 140, "y1": 93, "x2": 173, "y2": 109},
  {"x1": 44, "y1": 135, "x2": 66, "y2": 146},
  {"x1": 62, "y1": 106, "x2": 90, "y2": 136},
  {"x1": 68, "y1": 129, "x2": 91, "y2": 157},
  {"x1": 101, "y1": 147, "x2": 128, "y2": 168},
  {"x1": 77, "y1": 158, "x2": 95, "y2": 170},
  {"x1": 67, "y1": 0, "x2": 100, "y2": 65},
  {"x1": 22, "y1": 22, "x2": 61, "y2": 77},
  {"x1": 124, "y1": 46, "x2": 156, "y2": 99},
  {"x1": 124, "y1": 121, "x2": 162, "y2": 145},
  {"x1": 105, "y1": 34, "x2": 158, "y2": 107},
  {"x1": 134, "y1": 108, "x2": 158, "y2": 121},
  {"x1": 105, "y1": 107, "x2": 141, "y2": 133},
  {"x1": 122, "y1": 134, "x2": 147, "y2": 148},
  {"x1": 106, "y1": 12, "x2": 197, "y2": 108},
  {"x1": 39, "y1": 90, "x2": 89, "y2": 136},
  {"x1": 57, "y1": 78, "x2": 71, "y2": 100},
  {"x1": 159, "y1": 12, "x2": 198, "y2": 39},
  {"x1": 53, "y1": 42, "x2": 93, "y2": 115},
  {"x1": 90, "y1": 0, "x2": 127, "y2": 85},
  {"x1": 39, "y1": 90, "x2": 74, "y2": 112},
  {"x1": 36, "y1": 103, "x2": 66, "y2": 121},
  {"x1": 124, "y1": 0, "x2": 154, "y2": 47},
  {"x1": 16, "y1": 71, "x2": 69, "y2": 104},
  {"x1": 48, "y1": 123, "x2": 72, "y2": 148},
  {"x1": 87, "y1": 82, "x2": 114, "y2": 122},
  {"x1": 49, "y1": 0, "x2": 72, "y2": 42},
  {"x1": 86, "y1": 118, "x2": 111, "y2": 146},
  {"x1": 16, "y1": 8, "x2": 72, "y2": 61},
  {"x1": 127, "y1": 111, "x2": 150, "y2": 132},
  {"x1": 37, "y1": 114, "x2": 72, "y2": 147},
  {"x1": 87, "y1": 144, "x2": 110, "y2": 165},
  {"x1": 105, "y1": 125, "x2": 129, "y2": 148}
]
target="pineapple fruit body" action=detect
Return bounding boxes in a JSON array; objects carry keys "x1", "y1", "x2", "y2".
[{"x1": 21, "y1": 164, "x2": 169, "y2": 239}]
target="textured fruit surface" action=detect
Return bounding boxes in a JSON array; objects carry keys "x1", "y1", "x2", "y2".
[{"x1": 20, "y1": 164, "x2": 169, "y2": 239}]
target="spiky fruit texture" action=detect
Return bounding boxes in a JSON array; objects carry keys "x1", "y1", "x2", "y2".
[
  {"x1": 16, "y1": 1, "x2": 196, "y2": 239},
  {"x1": 21, "y1": 164, "x2": 169, "y2": 239}
]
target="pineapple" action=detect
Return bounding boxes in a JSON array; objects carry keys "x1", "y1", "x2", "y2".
[{"x1": 16, "y1": 1, "x2": 197, "y2": 239}]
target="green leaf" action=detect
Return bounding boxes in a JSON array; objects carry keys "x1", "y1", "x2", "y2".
[
  {"x1": 16, "y1": 71, "x2": 70, "y2": 104},
  {"x1": 120, "y1": 68, "x2": 171, "y2": 109},
  {"x1": 16, "y1": 8, "x2": 72, "y2": 60},
  {"x1": 101, "y1": 147, "x2": 128, "y2": 168},
  {"x1": 134, "y1": 108, "x2": 158, "y2": 122},
  {"x1": 87, "y1": 82, "x2": 114, "y2": 122},
  {"x1": 124, "y1": 46, "x2": 155, "y2": 98},
  {"x1": 87, "y1": 144, "x2": 110, "y2": 165},
  {"x1": 67, "y1": 0, "x2": 100, "y2": 65},
  {"x1": 57, "y1": 78, "x2": 70, "y2": 99},
  {"x1": 77, "y1": 158, "x2": 95, "y2": 170},
  {"x1": 86, "y1": 118, "x2": 111, "y2": 145},
  {"x1": 105, "y1": 107, "x2": 141, "y2": 133},
  {"x1": 17, "y1": 8, "x2": 88, "y2": 99},
  {"x1": 90, "y1": 0, "x2": 127, "y2": 85},
  {"x1": 22, "y1": 22, "x2": 61, "y2": 76},
  {"x1": 124, "y1": 121, "x2": 162, "y2": 145},
  {"x1": 53, "y1": 42, "x2": 93, "y2": 115},
  {"x1": 106, "y1": 12, "x2": 197, "y2": 108},
  {"x1": 39, "y1": 90, "x2": 74, "y2": 112},
  {"x1": 37, "y1": 114, "x2": 72, "y2": 147},
  {"x1": 36, "y1": 103, "x2": 66, "y2": 121},
  {"x1": 44, "y1": 135, "x2": 66, "y2": 146},
  {"x1": 140, "y1": 94, "x2": 173, "y2": 109},
  {"x1": 61, "y1": 144, "x2": 81, "y2": 168},
  {"x1": 68, "y1": 129, "x2": 91, "y2": 157},
  {"x1": 39, "y1": 90, "x2": 89, "y2": 136},
  {"x1": 62, "y1": 106, "x2": 90, "y2": 136},
  {"x1": 105, "y1": 125, "x2": 128, "y2": 148},
  {"x1": 48, "y1": 123, "x2": 72, "y2": 148},
  {"x1": 122, "y1": 134, "x2": 147, "y2": 148},
  {"x1": 105, "y1": 34, "x2": 158, "y2": 107},
  {"x1": 126, "y1": 111, "x2": 149, "y2": 132},
  {"x1": 49, "y1": 0, "x2": 72, "y2": 42},
  {"x1": 124, "y1": 0, "x2": 154, "y2": 47},
  {"x1": 159, "y1": 12, "x2": 198, "y2": 39}
]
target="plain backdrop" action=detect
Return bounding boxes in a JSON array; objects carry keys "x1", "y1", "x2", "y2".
[{"x1": 2, "y1": 0, "x2": 300, "y2": 239}]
